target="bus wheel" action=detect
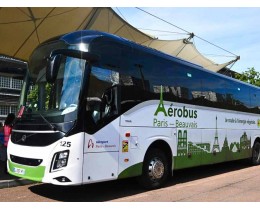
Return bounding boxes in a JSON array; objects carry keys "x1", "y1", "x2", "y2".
[
  {"x1": 252, "y1": 142, "x2": 260, "y2": 165},
  {"x1": 138, "y1": 148, "x2": 169, "y2": 189}
]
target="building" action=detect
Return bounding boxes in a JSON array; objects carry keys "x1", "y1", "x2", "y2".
[
  {"x1": 192, "y1": 91, "x2": 217, "y2": 102},
  {"x1": 0, "y1": 55, "x2": 27, "y2": 123},
  {"x1": 177, "y1": 130, "x2": 188, "y2": 157},
  {"x1": 240, "y1": 132, "x2": 251, "y2": 150},
  {"x1": 188, "y1": 142, "x2": 211, "y2": 155}
]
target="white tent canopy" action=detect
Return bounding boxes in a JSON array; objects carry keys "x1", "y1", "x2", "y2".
[{"x1": 0, "y1": 7, "x2": 237, "y2": 72}]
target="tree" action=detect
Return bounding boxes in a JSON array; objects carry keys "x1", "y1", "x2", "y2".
[
  {"x1": 27, "y1": 85, "x2": 38, "y2": 109},
  {"x1": 235, "y1": 67, "x2": 260, "y2": 87},
  {"x1": 27, "y1": 83, "x2": 52, "y2": 110}
]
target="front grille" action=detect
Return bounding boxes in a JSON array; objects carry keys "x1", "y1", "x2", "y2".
[
  {"x1": 11, "y1": 131, "x2": 64, "y2": 146},
  {"x1": 10, "y1": 154, "x2": 43, "y2": 166}
]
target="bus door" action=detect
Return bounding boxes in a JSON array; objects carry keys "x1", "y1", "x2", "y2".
[{"x1": 83, "y1": 86, "x2": 120, "y2": 183}]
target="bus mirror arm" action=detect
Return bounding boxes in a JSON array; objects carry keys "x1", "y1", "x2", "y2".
[
  {"x1": 46, "y1": 49, "x2": 99, "y2": 83},
  {"x1": 46, "y1": 54, "x2": 62, "y2": 83}
]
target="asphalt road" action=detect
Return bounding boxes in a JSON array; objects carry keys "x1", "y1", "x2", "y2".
[{"x1": 1, "y1": 160, "x2": 260, "y2": 202}]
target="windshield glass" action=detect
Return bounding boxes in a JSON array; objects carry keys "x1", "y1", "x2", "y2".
[{"x1": 23, "y1": 41, "x2": 86, "y2": 124}]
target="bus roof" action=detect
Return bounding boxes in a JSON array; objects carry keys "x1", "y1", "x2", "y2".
[
  {"x1": 53, "y1": 30, "x2": 203, "y2": 69},
  {"x1": 45, "y1": 30, "x2": 260, "y2": 91}
]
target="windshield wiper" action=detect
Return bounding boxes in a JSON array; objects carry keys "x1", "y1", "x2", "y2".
[{"x1": 39, "y1": 113, "x2": 66, "y2": 135}]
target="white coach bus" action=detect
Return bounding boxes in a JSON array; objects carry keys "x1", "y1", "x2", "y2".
[{"x1": 7, "y1": 30, "x2": 260, "y2": 189}]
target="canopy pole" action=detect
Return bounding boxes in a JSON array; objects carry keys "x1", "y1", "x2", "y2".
[
  {"x1": 220, "y1": 56, "x2": 240, "y2": 77},
  {"x1": 229, "y1": 56, "x2": 240, "y2": 71},
  {"x1": 176, "y1": 33, "x2": 194, "y2": 57}
]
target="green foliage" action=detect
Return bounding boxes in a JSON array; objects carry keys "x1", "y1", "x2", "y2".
[
  {"x1": 27, "y1": 83, "x2": 52, "y2": 110},
  {"x1": 235, "y1": 67, "x2": 260, "y2": 87},
  {"x1": 27, "y1": 85, "x2": 38, "y2": 109}
]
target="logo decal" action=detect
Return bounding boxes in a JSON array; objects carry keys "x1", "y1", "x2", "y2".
[
  {"x1": 154, "y1": 86, "x2": 167, "y2": 116},
  {"x1": 153, "y1": 85, "x2": 198, "y2": 128},
  {"x1": 88, "y1": 139, "x2": 94, "y2": 149},
  {"x1": 21, "y1": 134, "x2": 27, "y2": 142}
]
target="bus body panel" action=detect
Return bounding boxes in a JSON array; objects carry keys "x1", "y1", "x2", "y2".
[
  {"x1": 120, "y1": 99, "x2": 259, "y2": 170},
  {"x1": 175, "y1": 128, "x2": 202, "y2": 169},
  {"x1": 118, "y1": 126, "x2": 174, "y2": 178},
  {"x1": 82, "y1": 118, "x2": 120, "y2": 183},
  {"x1": 8, "y1": 132, "x2": 84, "y2": 185},
  {"x1": 8, "y1": 100, "x2": 260, "y2": 185},
  {"x1": 82, "y1": 152, "x2": 118, "y2": 184}
]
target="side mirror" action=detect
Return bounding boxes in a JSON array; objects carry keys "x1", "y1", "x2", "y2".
[
  {"x1": 45, "y1": 49, "x2": 99, "y2": 84},
  {"x1": 46, "y1": 54, "x2": 62, "y2": 83}
]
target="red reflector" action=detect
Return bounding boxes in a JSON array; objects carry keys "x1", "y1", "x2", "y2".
[{"x1": 125, "y1": 132, "x2": 131, "y2": 137}]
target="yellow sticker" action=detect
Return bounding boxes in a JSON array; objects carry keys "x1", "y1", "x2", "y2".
[{"x1": 122, "y1": 140, "x2": 128, "y2": 152}]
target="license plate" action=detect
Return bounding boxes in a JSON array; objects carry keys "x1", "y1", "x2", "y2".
[{"x1": 13, "y1": 167, "x2": 25, "y2": 175}]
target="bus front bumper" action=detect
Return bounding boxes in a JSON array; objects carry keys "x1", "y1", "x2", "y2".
[{"x1": 8, "y1": 160, "x2": 45, "y2": 182}]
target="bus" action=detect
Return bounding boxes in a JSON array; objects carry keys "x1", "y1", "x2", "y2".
[{"x1": 7, "y1": 30, "x2": 260, "y2": 189}]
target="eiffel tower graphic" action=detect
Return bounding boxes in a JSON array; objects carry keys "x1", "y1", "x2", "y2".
[
  {"x1": 154, "y1": 86, "x2": 167, "y2": 116},
  {"x1": 212, "y1": 116, "x2": 220, "y2": 153}
]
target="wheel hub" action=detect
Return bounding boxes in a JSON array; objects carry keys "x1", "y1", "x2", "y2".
[{"x1": 148, "y1": 158, "x2": 165, "y2": 180}]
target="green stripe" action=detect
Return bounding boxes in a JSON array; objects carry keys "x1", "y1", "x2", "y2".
[
  {"x1": 118, "y1": 162, "x2": 143, "y2": 179},
  {"x1": 174, "y1": 149, "x2": 252, "y2": 170},
  {"x1": 8, "y1": 160, "x2": 45, "y2": 182}
]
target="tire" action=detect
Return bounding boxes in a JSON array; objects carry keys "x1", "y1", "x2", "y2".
[
  {"x1": 138, "y1": 148, "x2": 169, "y2": 190},
  {"x1": 252, "y1": 141, "x2": 260, "y2": 165}
]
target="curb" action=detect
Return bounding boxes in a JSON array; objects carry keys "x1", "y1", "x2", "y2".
[{"x1": 0, "y1": 178, "x2": 36, "y2": 189}]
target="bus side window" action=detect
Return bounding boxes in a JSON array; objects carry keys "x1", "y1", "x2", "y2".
[
  {"x1": 201, "y1": 72, "x2": 227, "y2": 109},
  {"x1": 225, "y1": 81, "x2": 251, "y2": 112},
  {"x1": 86, "y1": 97, "x2": 102, "y2": 124},
  {"x1": 250, "y1": 89, "x2": 260, "y2": 114}
]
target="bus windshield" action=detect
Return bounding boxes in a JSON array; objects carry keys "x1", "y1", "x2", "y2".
[{"x1": 23, "y1": 52, "x2": 86, "y2": 124}]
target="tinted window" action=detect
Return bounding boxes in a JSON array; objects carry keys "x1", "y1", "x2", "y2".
[
  {"x1": 201, "y1": 72, "x2": 227, "y2": 109},
  {"x1": 173, "y1": 65, "x2": 202, "y2": 105},
  {"x1": 91, "y1": 38, "x2": 260, "y2": 114},
  {"x1": 225, "y1": 81, "x2": 251, "y2": 112},
  {"x1": 140, "y1": 52, "x2": 202, "y2": 105},
  {"x1": 90, "y1": 39, "x2": 144, "y2": 90},
  {"x1": 250, "y1": 88, "x2": 260, "y2": 113},
  {"x1": 88, "y1": 39, "x2": 147, "y2": 123}
]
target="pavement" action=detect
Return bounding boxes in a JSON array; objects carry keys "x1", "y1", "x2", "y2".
[{"x1": 0, "y1": 161, "x2": 36, "y2": 189}]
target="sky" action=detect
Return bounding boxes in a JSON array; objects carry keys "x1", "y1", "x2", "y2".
[{"x1": 112, "y1": 7, "x2": 260, "y2": 74}]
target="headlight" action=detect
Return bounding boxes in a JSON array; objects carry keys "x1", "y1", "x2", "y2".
[
  {"x1": 51, "y1": 150, "x2": 70, "y2": 171},
  {"x1": 59, "y1": 152, "x2": 69, "y2": 159}
]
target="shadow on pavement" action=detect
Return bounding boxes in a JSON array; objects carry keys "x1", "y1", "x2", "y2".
[
  {"x1": 0, "y1": 161, "x2": 17, "y2": 181},
  {"x1": 29, "y1": 159, "x2": 252, "y2": 202}
]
